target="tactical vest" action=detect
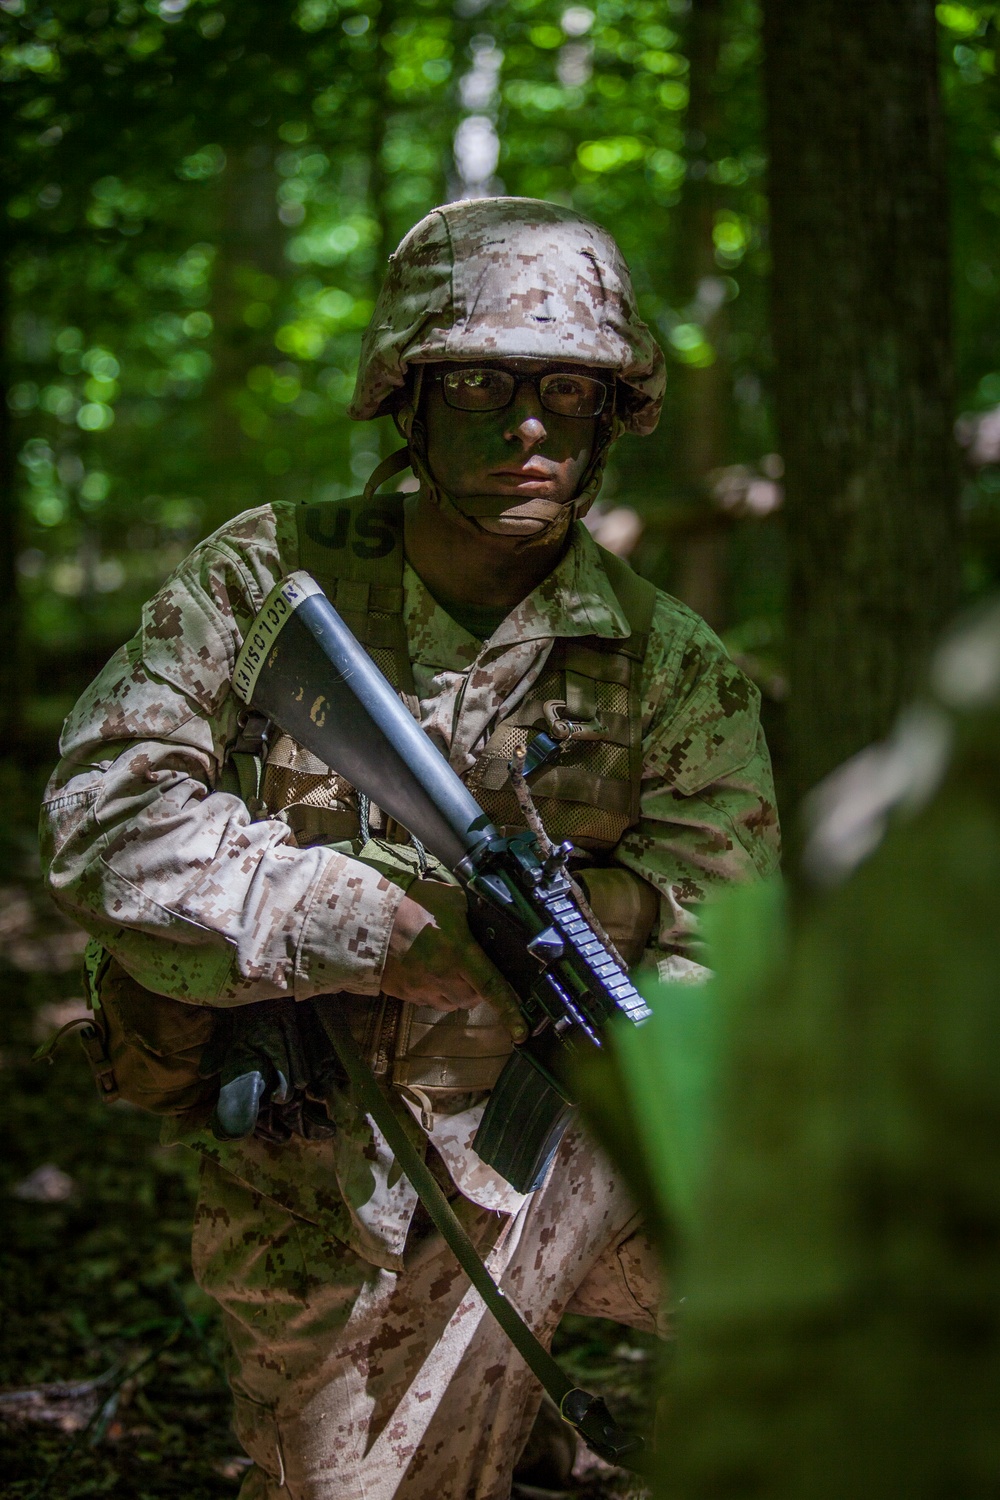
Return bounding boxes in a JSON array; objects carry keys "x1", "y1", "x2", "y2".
[
  {"x1": 253, "y1": 493, "x2": 657, "y2": 1101},
  {"x1": 265, "y1": 495, "x2": 656, "y2": 845}
]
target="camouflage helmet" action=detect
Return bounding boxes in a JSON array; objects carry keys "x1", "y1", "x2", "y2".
[{"x1": 348, "y1": 197, "x2": 665, "y2": 436}]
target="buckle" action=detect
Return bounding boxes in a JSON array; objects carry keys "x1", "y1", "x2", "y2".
[{"x1": 542, "y1": 699, "x2": 608, "y2": 743}]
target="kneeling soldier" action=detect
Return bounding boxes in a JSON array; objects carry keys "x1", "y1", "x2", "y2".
[{"x1": 42, "y1": 198, "x2": 780, "y2": 1499}]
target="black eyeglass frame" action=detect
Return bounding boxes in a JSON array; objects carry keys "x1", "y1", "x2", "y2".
[{"x1": 430, "y1": 364, "x2": 612, "y2": 420}]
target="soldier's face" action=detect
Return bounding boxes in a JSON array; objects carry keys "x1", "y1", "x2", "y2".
[{"x1": 421, "y1": 359, "x2": 600, "y2": 525}]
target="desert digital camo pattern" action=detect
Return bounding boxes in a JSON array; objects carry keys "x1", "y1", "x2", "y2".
[
  {"x1": 41, "y1": 504, "x2": 406, "y2": 1008},
  {"x1": 192, "y1": 1120, "x2": 666, "y2": 1500},
  {"x1": 41, "y1": 502, "x2": 779, "y2": 1263},
  {"x1": 398, "y1": 527, "x2": 779, "y2": 953},
  {"x1": 42, "y1": 505, "x2": 777, "y2": 1013},
  {"x1": 347, "y1": 198, "x2": 666, "y2": 436},
  {"x1": 41, "y1": 500, "x2": 778, "y2": 1498}
]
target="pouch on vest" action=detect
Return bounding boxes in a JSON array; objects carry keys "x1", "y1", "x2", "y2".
[{"x1": 68, "y1": 937, "x2": 219, "y2": 1123}]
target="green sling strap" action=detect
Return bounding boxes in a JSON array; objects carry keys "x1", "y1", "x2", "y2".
[{"x1": 313, "y1": 997, "x2": 647, "y2": 1475}]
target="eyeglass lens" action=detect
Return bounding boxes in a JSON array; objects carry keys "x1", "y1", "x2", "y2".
[{"x1": 442, "y1": 368, "x2": 607, "y2": 418}]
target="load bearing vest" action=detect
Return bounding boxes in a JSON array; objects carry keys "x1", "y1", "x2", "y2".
[{"x1": 246, "y1": 493, "x2": 657, "y2": 1098}]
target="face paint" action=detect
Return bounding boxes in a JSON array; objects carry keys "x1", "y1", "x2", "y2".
[{"x1": 419, "y1": 361, "x2": 599, "y2": 540}]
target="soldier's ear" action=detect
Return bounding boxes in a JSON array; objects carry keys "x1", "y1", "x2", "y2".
[{"x1": 394, "y1": 401, "x2": 415, "y2": 441}]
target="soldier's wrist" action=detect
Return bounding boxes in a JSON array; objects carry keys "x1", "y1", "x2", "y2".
[{"x1": 294, "y1": 847, "x2": 411, "y2": 998}]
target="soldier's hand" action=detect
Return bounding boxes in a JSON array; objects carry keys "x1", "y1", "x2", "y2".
[{"x1": 382, "y1": 878, "x2": 526, "y2": 1039}]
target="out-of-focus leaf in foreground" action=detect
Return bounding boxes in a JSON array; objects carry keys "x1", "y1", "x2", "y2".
[{"x1": 575, "y1": 876, "x2": 785, "y2": 1251}]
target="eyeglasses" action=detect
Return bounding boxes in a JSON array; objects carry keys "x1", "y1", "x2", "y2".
[{"x1": 435, "y1": 366, "x2": 609, "y2": 419}]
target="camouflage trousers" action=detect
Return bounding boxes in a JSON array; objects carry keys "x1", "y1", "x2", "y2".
[{"x1": 191, "y1": 1124, "x2": 665, "y2": 1500}]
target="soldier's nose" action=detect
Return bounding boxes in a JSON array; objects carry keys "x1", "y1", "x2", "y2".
[{"x1": 506, "y1": 415, "x2": 547, "y2": 450}]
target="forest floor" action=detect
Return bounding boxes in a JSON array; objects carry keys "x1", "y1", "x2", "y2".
[{"x1": 0, "y1": 763, "x2": 655, "y2": 1500}]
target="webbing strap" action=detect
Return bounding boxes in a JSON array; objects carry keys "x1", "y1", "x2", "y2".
[
  {"x1": 296, "y1": 493, "x2": 415, "y2": 698},
  {"x1": 313, "y1": 998, "x2": 646, "y2": 1474},
  {"x1": 596, "y1": 546, "x2": 657, "y2": 825}
]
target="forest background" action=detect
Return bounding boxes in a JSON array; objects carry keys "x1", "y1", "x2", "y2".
[
  {"x1": 5, "y1": 0, "x2": 1000, "y2": 798},
  {"x1": 1, "y1": 0, "x2": 999, "y2": 1496}
]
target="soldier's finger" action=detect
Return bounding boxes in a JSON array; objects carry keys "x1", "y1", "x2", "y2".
[
  {"x1": 460, "y1": 953, "x2": 527, "y2": 1042},
  {"x1": 430, "y1": 971, "x2": 483, "y2": 1012},
  {"x1": 492, "y1": 993, "x2": 529, "y2": 1044}
]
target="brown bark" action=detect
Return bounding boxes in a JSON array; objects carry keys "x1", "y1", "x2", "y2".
[
  {"x1": 763, "y1": 0, "x2": 960, "y2": 805},
  {"x1": 0, "y1": 271, "x2": 23, "y2": 753},
  {"x1": 205, "y1": 141, "x2": 285, "y2": 520},
  {"x1": 667, "y1": 0, "x2": 730, "y2": 630}
]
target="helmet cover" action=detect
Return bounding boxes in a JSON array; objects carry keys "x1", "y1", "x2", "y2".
[{"x1": 348, "y1": 197, "x2": 665, "y2": 436}]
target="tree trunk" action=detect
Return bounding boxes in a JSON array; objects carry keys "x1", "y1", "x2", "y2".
[
  {"x1": 763, "y1": 0, "x2": 960, "y2": 806},
  {"x1": 206, "y1": 140, "x2": 285, "y2": 524},
  {"x1": 666, "y1": 0, "x2": 730, "y2": 630},
  {"x1": 0, "y1": 272, "x2": 23, "y2": 754}
]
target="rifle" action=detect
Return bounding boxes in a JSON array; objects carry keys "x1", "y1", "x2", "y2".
[{"x1": 232, "y1": 571, "x2": 651, "y2": 1194}]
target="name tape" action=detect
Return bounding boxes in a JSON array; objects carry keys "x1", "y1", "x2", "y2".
[{"x1": 232, "y1": 571, "x2": 323, "y2": 704}]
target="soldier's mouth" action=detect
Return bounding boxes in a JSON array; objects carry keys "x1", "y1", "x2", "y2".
[
  {"x1": 492, "y1": 474, "x2": 552, "y2": 486},
  {"x1": 490, "y1": 463, "x2": 559, "y2": 486}
]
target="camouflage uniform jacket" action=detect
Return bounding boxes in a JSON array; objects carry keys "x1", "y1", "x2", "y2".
[{"x1": 41, "y1": 501, "x2": 779, "y2": 1270}]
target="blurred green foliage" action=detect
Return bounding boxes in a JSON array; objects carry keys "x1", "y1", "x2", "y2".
[
  {"x1": 2, "y1": 0, "x2": 1000, "y2": 729},
  {"x1": 577, "y1": 879, "x2": 785, "y2": 1250},
  {"x1": 581, "y1": 599, "x2": 1000, "y2": 1496}
]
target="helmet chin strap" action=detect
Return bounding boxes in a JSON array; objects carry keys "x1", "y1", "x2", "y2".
[
  {"x1": 475, "y1": 500, "x2": 568, "y2": 538},
  {"x1": 394, "y1": 380, "x2": 620, "y2": 547}
]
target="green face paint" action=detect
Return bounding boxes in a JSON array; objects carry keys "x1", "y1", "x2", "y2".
[{"x1": 422, "y1": 360, "x2": 597, "y2": 539}]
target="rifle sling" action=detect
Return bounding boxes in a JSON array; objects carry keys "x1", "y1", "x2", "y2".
[{"x1": 313, "y1": 997, "x2": 646, "y2": 1475}]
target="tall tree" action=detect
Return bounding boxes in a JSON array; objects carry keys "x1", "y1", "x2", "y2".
[
  {"x1": 762, "y1": 0, "x2": 960, "y2": 805},
  {"x1": 666, "y1": 0, "x2": 730, "y2": 630},
  {"x1": 0, "y1": 278, "x2": 21, "y2": 752}
]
